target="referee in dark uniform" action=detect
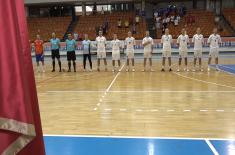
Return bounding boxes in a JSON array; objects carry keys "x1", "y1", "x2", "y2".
[{"x1": 50, "y1": 32, "x2": 61, "y2": 72}]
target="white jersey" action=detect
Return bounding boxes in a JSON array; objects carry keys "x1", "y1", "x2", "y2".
[
  {"x1": 96, "y1": 36, "x2": 106, "y2": 50},
  {"x1": 177, "y1": 34, "x2": 189, "y2": 51},
  {"x1": 161, "y1": 34, "x2": 172, "y2": 51},
  {"x1": 142, "y1": 37, "x2": 153, "y2": 52},
  {"x1": 192, "y1": 34, "x2": 204, "y2": 51},
  {"x1": 111, "y1": 39, "x2": 121, "y2": 52},
  {"x1": 125, "y1": 37, "x2": 135, "y2": 51},
  {"x1": 207, "y1": 34, "x2": 222, "y2": 49}
]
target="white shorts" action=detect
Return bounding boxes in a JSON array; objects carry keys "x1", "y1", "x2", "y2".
[
  {"x1": 179, "y1": 50, "x2": 188, "y2": 58},
  {"x1": 126, "y1": 50, "x2": 134, "y2": 59},
  {"x1": 162, "y1": 50, "x2": 171, "y2": 58},
  {"x1": 194, "y1": 50, "x2": 202, "y2": 58},
  {"x1": 209, "y1": 48, "x2": 219, "y2": 58},
  {"x1": 144, "y1": 51, "x2": 152, "y2": 58},
  {"x1": 112, "y1": 51, "x2": 120, "y2": 60},
  {"x1": 97, "y1": 50, "x2": 106, "y2": 59}
]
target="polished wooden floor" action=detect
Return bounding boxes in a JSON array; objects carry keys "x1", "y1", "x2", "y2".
[{"x1": 35, "y1": 56, "x2": 235, "y2": 139}]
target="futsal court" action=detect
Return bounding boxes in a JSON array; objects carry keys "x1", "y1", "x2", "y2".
[{"x1": 35, "y1": 53, "x2": 235, "y2": 155}]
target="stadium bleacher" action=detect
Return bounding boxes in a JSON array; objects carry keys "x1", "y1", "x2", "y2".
[
  {"x1": 156, "y1": 10, "x2": 232, "y2": 38},
  {"x1": 74, "y1": 11, "x2": 147, "y2": 40},
  {"x1": 27, "y1": 16, "x2": 71, "y2": 41}
]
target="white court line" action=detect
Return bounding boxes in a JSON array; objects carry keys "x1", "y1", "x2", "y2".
[
  {"x1": 183, "y1": 110, "x2": 191, "y2": 112},
  {"x1": 105, "y1": 64, "x2": 125, "y2": 93},
  {"x1": 104, "y1": 109, "x2": 112, "y2": 111},
  {"x1": 216, "y1": 110, "x2": 224, "y2": 112},
  {"x1": 173, "y1": 72, "x2": 235, "y2": 89},
  {"x1": 150, "y1": 109, "x2": 159, "y2": 112},
  {"x1": 205, "y1": 139, "x2": 219, "y2": 155},
  {"x1": 44, "y1": 134, "x2": 235, "y2": 141},
  {"x1": 46, "y1": 90, "x2": 235, "y2": 93},
  {"x1": 167, "y1": 109, "x2": 175, "y2": 112},
  {"x1": 200, "y1": 110, "x2": 208, "y2": 112}
]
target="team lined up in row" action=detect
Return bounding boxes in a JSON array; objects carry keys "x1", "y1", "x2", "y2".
[{"x1": 33, "y1": 27, "x2": 221, "y2": 72}]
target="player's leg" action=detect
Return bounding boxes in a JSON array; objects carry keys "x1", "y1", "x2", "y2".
[
  {"x1": 143, "y1": 58, "x2": 147, "y2": 72},
  {"x1": 83, "y1": 54, "x2": 87, "y2": 71},
  {"x1": 149, "y1": 58, "x2": 154, "y2": 71},
  {"x1": 184, "y1": 57, "x2": 189, "y2": 71},
  {"x1": 177, "y1": 56, "x2": 182, "y2": 72},
  {"x1": 199, "y1": 57, "x2": 203, "y2": 71},
  {"x1": 97, "y1": 57, "x2": 101, "y2": 71},
  {"x1": 131, "y1": 58, "x2": 135, "y2": 72},
  {"x1": 126, "y1": 58, "x2": 129, "y2": 72},
  {"x1": 56, "y1": 50, "x2": 62, "y2": 72},
  {"x1": 215, "y1": 57, "x2": 219, "y2": 71},
  {"x1": 208, "y1": 50, "x2": 212, "y2": 71},
  {"x1": 51, "y1": 50, "x2": 56, "y2": 72},
  {"x1": 161, "y1": 57, "x2": 165, "y2": 71},
  {"x1": 118, "y1": 60, "x2": 121, "y2": 72},
  {"x1": 104, "y1": 58, "x2": 108, "y2": 71},
  {"x1": 72, "y1": 51, "x2": 76, "y2": 72},
  {"x1": 112, "y1": 60, "x2": 115, "y2": 72},
  {"x1": 41, "y1": 55, "x2": 45, "y2": 73},
  {"x1": 88, "y1": 53, "x2": 92, "y2": 71},
  {"x1": 193, "y1": 53, "x2": 197, "y2": 72},
  {"x1": 36, "y1": 55, "x2": 40, "y2": 72},
  {"x1": 168, "y1": 57, "x2": 172, "y2": 71}
]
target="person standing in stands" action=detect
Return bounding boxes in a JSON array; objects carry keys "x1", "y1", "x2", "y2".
[
  {"x1": 66, "y1": 33, "x2": 77, "y2": 72},
  {"x1": 82, "y1": 34, "x2": 92, "y2": 71},
  {"x1": 34, "y1": 34, "x2": 45, "y2": 73},
  {"x1": 50, "y1": 32, "x2": 61, "y2": 72}
]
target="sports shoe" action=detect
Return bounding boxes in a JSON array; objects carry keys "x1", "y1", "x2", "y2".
[
  {"x1": 169, "y1": 68, "x2": 172, "y2": 72},
  {"x1": 150, "y1": 68, "x2": 154, "y2": 72},
  {"x1": 207, "y1": 67, "x2": 210, "y2": 72},
  {"x1": 177, "y1": 68, "x2": 180, "y2": 72},
  {"x1": 161, "y1": 68, "x2": 165, "y2": 72},
  {"x1": 132, "y1": 68, "x2": 135, "y2": 72},
  {"x1": 192, "y1": 68, "x2": 196, "y2": 72},
  {"x1": 126, "y1": 68, "x2": 129, "y2": 72},
  {"x1": 200, "y1": 68, "x2": 203, "y2": 72}
]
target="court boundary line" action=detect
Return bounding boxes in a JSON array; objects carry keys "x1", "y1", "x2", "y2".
[
  {"x1": 173, "y1": 72, "x2": 235, "y2": 89},
  {"x1": 46, "y1": 90, "x2": 235, "y2": 93},
  {"x1": 216, "y1": 64, "x2": 235, "y2": 76},
  {"x1": 205, "y1": 139, "x2": 219, "y2": 155},
  {"x1": 43, "y1": 134, "x2": 235, "y2": 141}
]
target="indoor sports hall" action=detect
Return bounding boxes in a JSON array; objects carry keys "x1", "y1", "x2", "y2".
[{"x1": 1, "y1": 0, "x2": 235, "y2": 155}]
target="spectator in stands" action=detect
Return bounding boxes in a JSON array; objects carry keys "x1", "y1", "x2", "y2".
[
  {"x1": 125, "y1": 20, "x2": 129, "y2": 28},
  {"x1": 170, "y1": 15, "x2": 175, "y2": 24},
  {"x1": 162, "y1": 17, "x2": 167, "y2": 29},
  {"x1": 155, "y1": 16, "x2": 161, "y2": 29},
  {"x1": 117, "y1": 19, "x2": 122, "y2": 28},
  {"x1": 132, "y1": 24, "x2": 136, "y2": 34},
  {"x1": 166, "y1": 16, "x2": 171, "y2": 24},
  {"x1": 174, "y1": 16, "x2": 179, "y2": 26},
  {"x1": 101, "y1": 7, "x2": 104, "y2": 15},
  {"x1": 73, "y1": 33, "x2": 79, "y2": 41},
  {"x1": 135, "y1": 15, "x2": 140, "y2": 25}
]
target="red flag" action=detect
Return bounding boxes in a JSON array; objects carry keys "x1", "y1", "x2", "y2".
[{"x1": 0, "y1": 0, "x2": 45, "y2": 154}]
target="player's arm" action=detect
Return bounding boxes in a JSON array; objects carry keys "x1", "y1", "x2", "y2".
[
  {"x1": 218, "y1": 35, "x2": 222, "y2": 44},
  {"x1": 142, "y1": 38, "x2": 150, "y2": 46},
  {"x1": 176, "y1": 36, "x2": 180, "y2": 47},
  {"x1": 207, "y1": 35, "x2": 211, "y2": 45}
]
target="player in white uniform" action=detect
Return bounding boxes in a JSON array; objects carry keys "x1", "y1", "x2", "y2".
[
  {"x1": 192, "y1": 27, "x2": 204, "y2": 72},
  {"x1": 177, "y1": 28, "x2": 190, "y2": 72},
  {"x1": 142, "y1": 31, "x2": 154, "y2": 72},
  {"x1": 125, "y1": 31, "x2": 136, "y2": 72},
  {"x1": 111, "y1": 34, "x2": 122, "y2": 72},
  {"x1": 161, "y1": 28, "x2": 173, "y2": 72},
  {"x1": 95, "y1": 31, "x2": 107, "y2": 71},
  {"x1": 207, "y1": 28, "x2": 222, "y2": 71}
]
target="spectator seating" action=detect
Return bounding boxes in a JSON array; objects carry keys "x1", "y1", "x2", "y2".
[
  {"x1": 27, "y1": 16, "x2": 71, "y2": 41},
  {"x1": 74, "y1": 11, "x2": 147, "y2": 40},
  {"x1": 223, "y1": 8, "x2": 235, "y2": 30},
  {"x1": 156, "y1": 10, "x2": 231, "y2": 38}
]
